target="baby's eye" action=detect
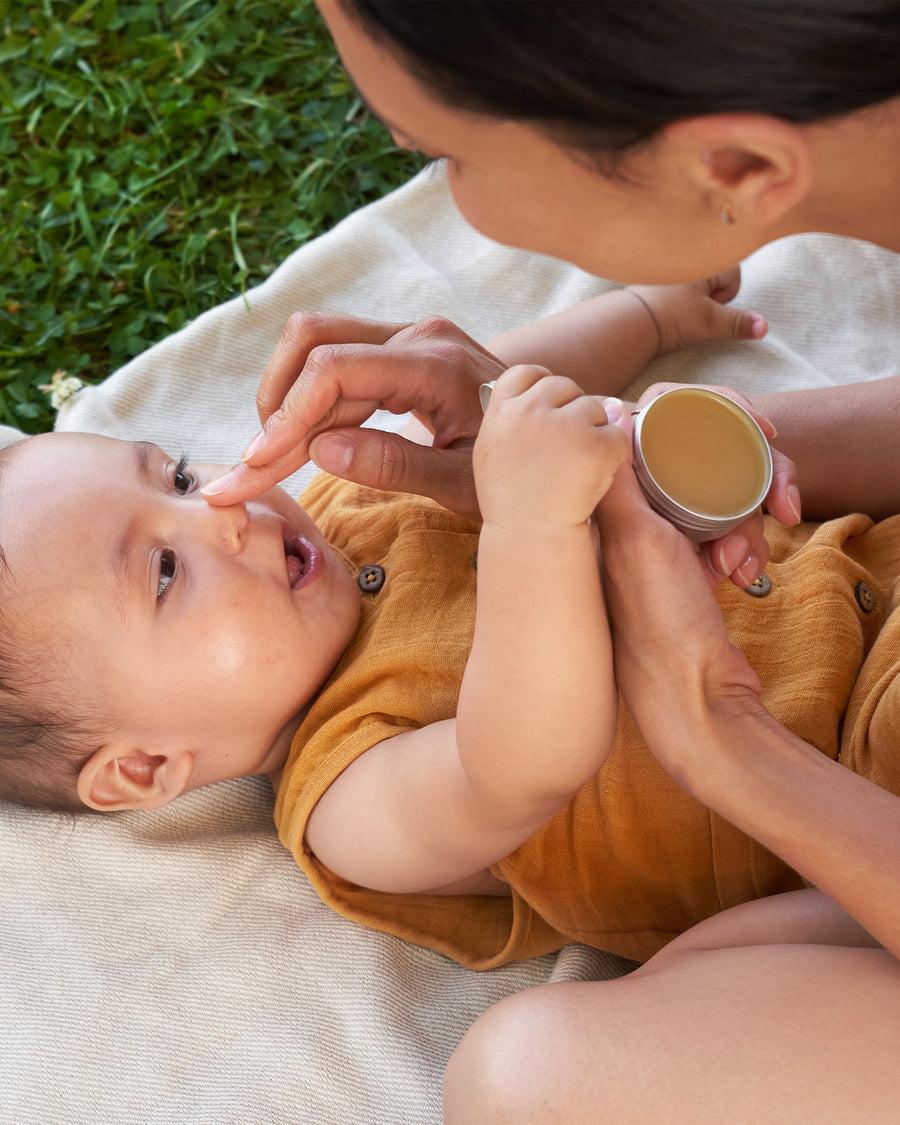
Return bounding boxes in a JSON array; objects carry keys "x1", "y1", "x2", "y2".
[
  {"x1": 173, "y1": 454, "x2": 195, "y2": 495},
  {"x1": 157, "y1": 549, "x2": 178, "y2": 602}
]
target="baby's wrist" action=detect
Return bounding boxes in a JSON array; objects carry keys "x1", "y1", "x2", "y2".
[
  {"x1": 623, "y1": 287, "x2": 665, "y2": 355},
  {"x1": 478, "y1": 513, "x2": 596, "y2": 544}
]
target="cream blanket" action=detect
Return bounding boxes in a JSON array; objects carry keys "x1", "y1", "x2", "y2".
[{"x1": 2, "y1": 164, "x2": 900, "y2": 1124}]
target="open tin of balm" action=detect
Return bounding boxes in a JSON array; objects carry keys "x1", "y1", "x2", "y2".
[{"x1": 632, "y1": 387, "x2": 772, "y2": 542}]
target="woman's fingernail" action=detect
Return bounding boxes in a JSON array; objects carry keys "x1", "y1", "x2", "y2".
[
  {"x1": 603, "y1": 397, "x2": 624, "y2": 425},
  {"x1": 310, "y1": 433, "x2": 353, "y2": 474},
  {"x1": 734, "y1": 555, "x2": 763, "y2": 588},
  {"x1": 201, "y1": 468, "x2": 238, "y2": 497},
  {"x1": 241, "y1": 431, "x2": 265, "y2": 464},
  {"x1": 717, "y1": 535, "x2": 751, "y2": 577},
  {"x1": 759, "y1": 414, "x2": 777, "y2": 441},
  {"x1": 787, "y1": 484, "x2": 802, "y2": 524}
]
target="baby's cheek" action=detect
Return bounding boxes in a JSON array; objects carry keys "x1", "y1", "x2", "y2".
[
  {"x1": 203, "y1": 611, "x2": 258, "y2": 676},
  {"x1": 209, "y1": 637, "x2": 253, "y2": 676}
]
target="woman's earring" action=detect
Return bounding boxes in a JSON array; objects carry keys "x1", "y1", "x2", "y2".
[{"x1": 720, "y1": 200, "x2": 735, "y2": 226}]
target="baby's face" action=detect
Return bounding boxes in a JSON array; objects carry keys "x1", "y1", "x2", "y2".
[{"x1": 0, "y1": 432, "x2": 361, "y2": 786}]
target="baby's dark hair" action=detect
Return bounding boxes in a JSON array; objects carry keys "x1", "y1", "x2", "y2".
[
  {"x1": 345, "y1": 0, "x2": 900, "y2": 159},
  {"x1": 0, "y1": 441, "x2": 101, "y2": 812},
  {"x1": 0, "y1": 625, "x2": 102, "y2": 813}
]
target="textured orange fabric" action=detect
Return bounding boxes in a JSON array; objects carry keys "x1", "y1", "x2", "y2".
[{"x1": 275, "y1": 474, "x2": 898, "y2": 968}]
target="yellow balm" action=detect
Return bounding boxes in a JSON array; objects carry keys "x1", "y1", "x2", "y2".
[{"x1": 633, "y1": 388, "x2": 772, "y2": 541}]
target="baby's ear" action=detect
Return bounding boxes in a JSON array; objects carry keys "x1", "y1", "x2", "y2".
[{"x1": 77, "y1": 746, "x2": 194, "y2": 812}]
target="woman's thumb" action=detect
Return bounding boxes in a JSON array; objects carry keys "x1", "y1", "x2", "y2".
[{"x1": 311, "y1": 429, "x2": 480, "y2": 519}]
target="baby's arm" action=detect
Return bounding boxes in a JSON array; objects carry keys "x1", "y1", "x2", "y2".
[
  {"x1": 395, "y1": 271, "x2": 765, "y2": 447},
  {"x1": 206, "y1": 270, "x2": 764, "y2": 507},
  {"x1": 453, "y1": 368, "x2": 629, "y2": 831},
  {"x1": 487, "y1": 269, "x2": 766, "y2": 398},
  {"x1": 305, "y1": 369, "x2": 629, "y2": 894}
]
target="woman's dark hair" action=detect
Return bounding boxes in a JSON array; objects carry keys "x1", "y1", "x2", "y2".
[{"x1": 345, "y1": 1, "x2": 900, "y2": 155}]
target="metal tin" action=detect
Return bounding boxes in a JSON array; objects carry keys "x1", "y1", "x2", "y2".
[{"x1": 632, "y1": 387, "x2": 772, "y2": 542}]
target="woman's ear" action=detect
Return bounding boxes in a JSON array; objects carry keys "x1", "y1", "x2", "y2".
[
  {"x1": 664, "y1": 113, "x2": 815, "y2": 227},
  {"x1": 77, "y1": 746, "x2": 194, "y2": 812}
]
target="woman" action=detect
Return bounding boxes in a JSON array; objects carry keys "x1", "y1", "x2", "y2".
[{"x1": 211, "y1": 3, "x2": 900, "y2": 1119}]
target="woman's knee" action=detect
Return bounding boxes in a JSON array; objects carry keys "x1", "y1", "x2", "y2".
[{"x1": 443, "y1": 984, "x2": 592, "y2": 1124}]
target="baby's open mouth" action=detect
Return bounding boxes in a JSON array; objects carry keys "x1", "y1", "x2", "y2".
[{"x1": 284, "y1": 535, "x2": 313, "y2": 589}]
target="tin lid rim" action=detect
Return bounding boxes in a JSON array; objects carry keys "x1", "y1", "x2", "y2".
[{"x1": 633, "y1": 387, "x2": 773, "y2": 522}]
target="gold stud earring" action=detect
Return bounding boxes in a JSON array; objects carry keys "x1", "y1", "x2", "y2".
[{"x1": 720, "y1": 200, "x2": 735, "y2": 226}]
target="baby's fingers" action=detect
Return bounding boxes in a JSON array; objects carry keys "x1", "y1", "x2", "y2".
[
  {"x1": 706, "y1": 300, "x2": 767, "y2": 342},
  {"x1": 706, "y1": 265, "x2": 743, "y2": 304},
  {"x1": 485, "y1": 364, "x2": 561, "y2": 405}
]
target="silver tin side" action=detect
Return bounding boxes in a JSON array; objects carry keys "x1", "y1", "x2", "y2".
[
  {"x1": 632, "y1": 388, "x2": 773, "y2": 542},
  {"x1": 479, "y1": 381, "x2": 497, "y2": 412}
]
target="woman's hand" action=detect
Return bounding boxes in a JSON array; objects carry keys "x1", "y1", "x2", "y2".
[
  {"x1": 202, "y1": 312, "x2": 502, "y2": 517},
  {"x1": 635, "y1": 381, "x2": 801, "y2": 587},
  {"x1": 596, "y1": 424, "x2": 767, "y2": 781},
  {"x1": 601, "y1": 417, "x2": 900, "y2": 958}
]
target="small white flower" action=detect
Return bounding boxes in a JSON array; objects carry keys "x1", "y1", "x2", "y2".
[{"x1": 38, "y1": 370, "x2": 84, "y2": 411}]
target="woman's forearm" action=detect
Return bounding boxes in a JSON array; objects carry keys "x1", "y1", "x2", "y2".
[
  {"x1": 676, "y1": 703, "x2": 900, "y2": 959},
  {"x1": 756, "y1": 376, "x2": 900, "y2": 520},
  {"x1": 598, "y1": 458, "x2": 900, "y2": 957}
]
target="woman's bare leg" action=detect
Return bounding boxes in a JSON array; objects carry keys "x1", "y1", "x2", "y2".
[{"x1": 444, "y1": 893, "x2": 900, "y2": 1123}]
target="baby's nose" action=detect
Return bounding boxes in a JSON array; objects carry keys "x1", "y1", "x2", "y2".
[{"x1": 200, "y1": 494, "x2": 248, "y2": 552}]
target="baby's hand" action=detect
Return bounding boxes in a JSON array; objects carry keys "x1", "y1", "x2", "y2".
[
  {"x1": 627, "y1": 267, "x2": 767, "y2": 354},
  {"x1": 473, "y1": 365, "x2": 629, "y2": 533}
]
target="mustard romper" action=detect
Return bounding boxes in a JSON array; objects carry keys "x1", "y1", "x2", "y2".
[{"x1": 275, "y1": 473, "x2": 900, "y2": 968}]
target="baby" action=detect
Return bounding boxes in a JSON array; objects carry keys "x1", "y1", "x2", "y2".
[{"x1": 4, "y1": 275, "x2": 852, "y2": 969}]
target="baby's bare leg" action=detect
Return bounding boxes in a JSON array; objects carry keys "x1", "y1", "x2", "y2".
[{"x1": 444, "y1": 901, "x2": 900, "y2": 1123}]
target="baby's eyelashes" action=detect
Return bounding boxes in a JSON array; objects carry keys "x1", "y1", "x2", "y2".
[
  {"x1": 171, "y1": 452, "x2": 196, "y2": 495},
  {"x1": 157, "y1": 549, "x2": 179, "y2": 603}
]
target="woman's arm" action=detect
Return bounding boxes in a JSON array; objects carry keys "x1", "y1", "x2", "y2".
[
  {"x1": 755, "y1": 378, "x2": 900, "y2": 520},
  {"x1": 597, "y1": 443, "x2": 900, "y2": 959},
  {"x1": 682, "y1": 711, "x2": 900, "y2": 956}
]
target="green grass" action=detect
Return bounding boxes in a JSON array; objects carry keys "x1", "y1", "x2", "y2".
[{"x1": 0, "y1": 0, "x2": 424, "y2": 433}]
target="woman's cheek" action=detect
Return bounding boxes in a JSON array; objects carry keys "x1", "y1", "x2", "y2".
[{"x1": 445, "y1": 170, "x2": 509, "y2": 244}]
